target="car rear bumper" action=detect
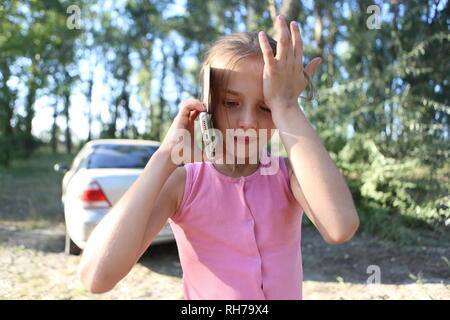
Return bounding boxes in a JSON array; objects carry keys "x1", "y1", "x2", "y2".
[{"x1": 64, "y1": 206, "x2": 174, "y2": 249}]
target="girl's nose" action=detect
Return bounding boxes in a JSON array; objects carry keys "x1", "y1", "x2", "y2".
[{"x1": 237, "y1": 105, "x2": 257, "y2": 130}]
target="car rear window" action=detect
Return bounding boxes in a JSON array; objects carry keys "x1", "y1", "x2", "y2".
[{"x1": 85, "y1": 144, "x2": 159, "y2": 169}]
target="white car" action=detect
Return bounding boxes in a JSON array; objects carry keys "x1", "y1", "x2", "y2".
[{"x1": 54, "y1": 139, "x2": 175, "y2": 255}]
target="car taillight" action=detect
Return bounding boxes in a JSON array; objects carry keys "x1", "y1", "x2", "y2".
[{"x1": 78, "y1": 181, "x2": 111, "y2": 209}]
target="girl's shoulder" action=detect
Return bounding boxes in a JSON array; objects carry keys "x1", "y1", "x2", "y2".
[
  {"x1": 168, "y1": 162, "x2": 206, "y2": 220},
  {"x1": 280, "y1": 156, "x2": 293, "y2": 179},
  {"x1": 168, "y1": 166, "x2": 187, "y2": 216},
  {"x1": 169, "y1": 162, "x2": 206, "y2": 215}
]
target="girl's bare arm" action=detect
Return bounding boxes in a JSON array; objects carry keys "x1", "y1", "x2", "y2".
[
  {"x1": 77, "y1": 150, "x2": 180, "y2": 293},
  {"x1": 259, "y1": 17, "x2": 358, "y2": 244},
  {"x1": 276, "y1": 108, "x2": 359, "y2": 244},
  {"x1": 77, "y1": 99, "x2": 204, "y2": 293}
]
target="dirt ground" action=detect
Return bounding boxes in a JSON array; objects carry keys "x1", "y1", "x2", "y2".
[
  {"x1": 0, "y1": 222, "x2": 448, "y2": 300},
  {"x1": 1, "y1": 152, "x2": 448, "y2": 300}
]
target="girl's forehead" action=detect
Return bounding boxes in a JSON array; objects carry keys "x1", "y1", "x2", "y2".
[
  {"x1": 212, "y1": 57, "x2": 264, "y2": 85},
  {"x1": 211, "y1": 56, "x2": 263, "y2": 71},
  {"x1": 230, "y1": 63, "x2": 263, "y2": 87},
  {"x1": 214, "y1": 62, "x2": 265, "y2": 102},
  {"x1": 209, "y1": 56, "x2": 265, "y2": 103}
]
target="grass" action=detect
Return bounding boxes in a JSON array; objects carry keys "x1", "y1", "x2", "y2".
[
  {"x1": 408, "y1": 271, "x2": 425, "y2": 284},
  {"x1": 352, "y1": 196, "x2": 450, "y2": 246},
  {"x1": 0, "y1": 149, "x2": 75, "y2": 230},
  {"x1": 0, "y1": 147, "x2": 448, "y2": 247},
  {"x1": 336, "y1": 276, "x2": 345, "y2": 284},
  {"x1": 441, "y1": 257, "x2": 450, "y2": 272}
]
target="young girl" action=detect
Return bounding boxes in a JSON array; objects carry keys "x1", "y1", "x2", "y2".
[{"x1": 78, "y1": 15, "x2": 360, "y2": 300}]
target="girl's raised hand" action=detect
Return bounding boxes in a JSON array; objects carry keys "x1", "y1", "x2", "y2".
[
  {"x1": 258, "y1": 15, "x2": 322, "y2": 112},
  {"x1": 159, "y1": 98, "x2": 205, "y2": 163}
]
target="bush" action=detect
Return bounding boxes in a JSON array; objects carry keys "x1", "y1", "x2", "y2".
[{"x1": 330, "y1": 133, "x2": 448, "y2": 243}]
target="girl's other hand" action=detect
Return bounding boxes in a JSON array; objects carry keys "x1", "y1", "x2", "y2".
[
  {"x1": 258, "y1": 15, "x2": 322, "y2": 111},
  {"x1": 158, "y1": 98, "x2": 206, "y2": 163}
]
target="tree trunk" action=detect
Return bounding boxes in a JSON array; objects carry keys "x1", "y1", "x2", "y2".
[
  {"x1": 24, "y1": 77, "x2": 37, "y2": 157},
  {"x1": 314, "y1": 0, "x2": 324, "y2": 58},
  {"x1": 120, "y1": 45, "x2": 133, "y2": 138},
  {"x1": 51, "y1": 102, "x2": 58, "y2": 154},
  {"x1": 63, "y1": 91, "x2": 72, "y2": 154},
  {"x1": 86, "y1": 73, "x2": 94, "y2": 142},
  {"x1": 326, "y1": 6, "x2": 336, "y2": 81},
  {"x1": 108, "y1": 102, "x2": 119, "y2": 138},
  {"x1": 157, "y1": 47, "x2": 168, "y2": 141},
  {"x1": 267, "y1": 0, "x2": 278, "y2": 24},
  {"x1": 244, "y1": 0, "x2": 258, "y2": 31},
  {"x1": 0, "y1": 60, "x2": 15, "y2": 167},
  {"x1": 172, "y1": 47, "x2": 183, "y2": 119},
  {"x1": 280, "y1": 0, "x2": 301, "y2": 22}
]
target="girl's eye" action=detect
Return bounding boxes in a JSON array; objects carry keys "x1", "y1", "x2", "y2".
[
  {"x1": 260, "y1": 106, "x2": 271, "y2": 113},
  {"x1": 223, "y1": 100, "x2": 238, "y2": 108}
]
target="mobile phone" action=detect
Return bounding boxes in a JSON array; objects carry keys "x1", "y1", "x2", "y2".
[{"x1": 199, "y1": 64, "x2": 216, "y2": 159}]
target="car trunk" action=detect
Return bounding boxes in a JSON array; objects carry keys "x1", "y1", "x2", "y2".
[{"x1": 78, "y1": 168, "x2": 144, "y2": 205}]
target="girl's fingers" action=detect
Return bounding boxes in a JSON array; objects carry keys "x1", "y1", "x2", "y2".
[
  {"x1": 179, "y1": 99, "x2": 206, "y2": 118},
  {"x1": 304, "y1": 57, "x2": 322, "y2": 77},
  {"x1": 189, "y1": 110, "x2": 200, "y2": 122},
  {"x1": 290, "y1": 21, "x2": 303, "y2": 65},
  {"x1": 258, "y1": 31, "x2": 275, "y2": 67},
  {"x1": 275, "y1": 15, "x2": 291, "y2": 62},
  {"x1": 188, "y1": 110, "x2": 195, "y2": 123}
]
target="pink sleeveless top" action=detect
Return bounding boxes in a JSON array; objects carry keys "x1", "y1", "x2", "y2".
[{"x1": 168, "y1": 155, "x2": 304, "y2": 300}]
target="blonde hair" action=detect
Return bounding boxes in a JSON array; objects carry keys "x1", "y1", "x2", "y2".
[{"x1": 199, "y1": 31, "x2": 317, "y2": 128}]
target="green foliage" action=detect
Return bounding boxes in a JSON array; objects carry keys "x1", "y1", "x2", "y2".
[
  {"x1": 1, "y1": 0, "x2": 448, "y2": 245},
  {"x1": 299, "y1": 0, "x2": 449, "y2": 243},
  {"x1": 330, "y1": 133, "x2": 449, "y2": 242},
  {"x1": 337, "y1": 134, "x2": 418, "y2": 210}
]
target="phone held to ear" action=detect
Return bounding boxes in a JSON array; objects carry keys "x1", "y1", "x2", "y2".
[{"x1": 199, "y1": 64, "x2": 216, "y2": 159}]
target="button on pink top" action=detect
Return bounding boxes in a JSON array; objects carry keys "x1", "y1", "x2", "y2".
[{"x1": 168, "y1": 154, "x2": 304, "y2": 300}]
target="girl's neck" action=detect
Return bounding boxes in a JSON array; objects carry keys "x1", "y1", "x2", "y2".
[{"x1": 212, "y1": 160, "x2": 260, "y2": 178}]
